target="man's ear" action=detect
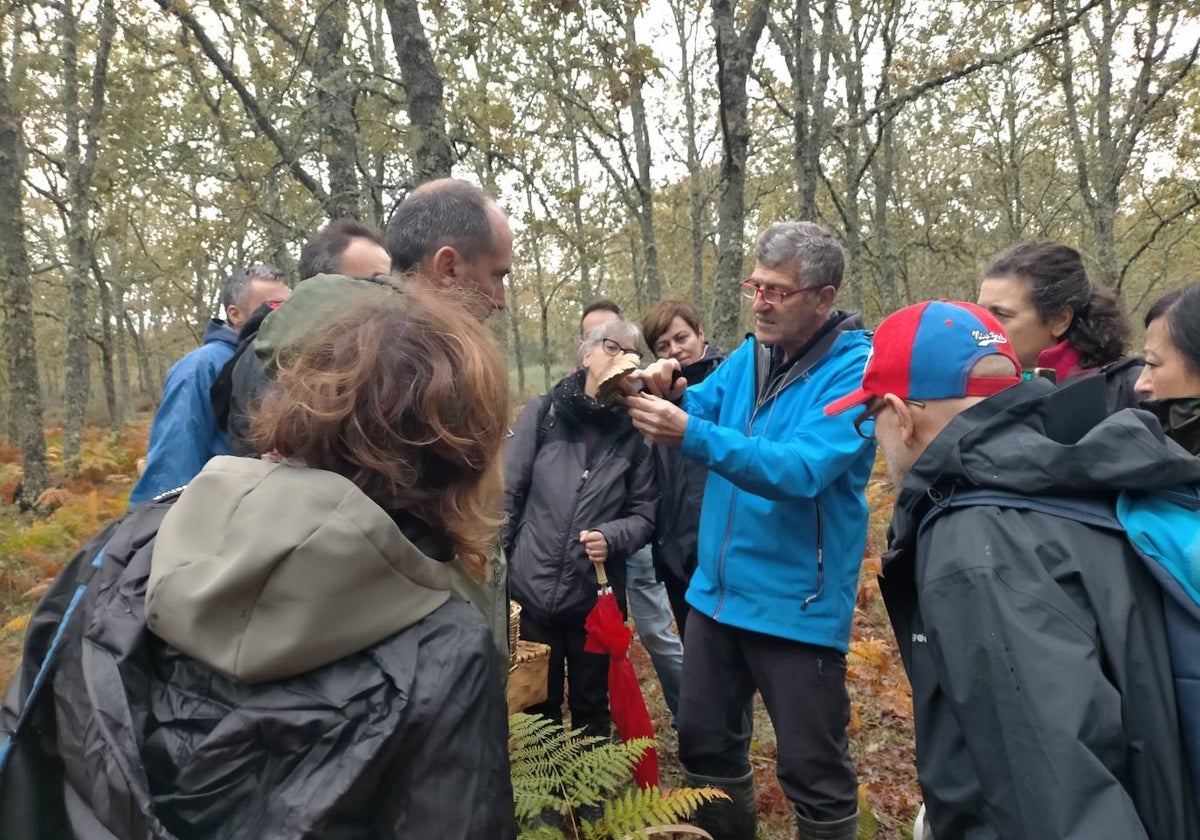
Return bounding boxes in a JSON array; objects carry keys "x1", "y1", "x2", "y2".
[
  {"x1": 814, "y1": 284, "x2": 837, "y2": 314},
  {"x1": 883, "y1": 393, "x2": 916, "y2": 445},
  {"x1": 430, "y1": 245, "x2": 462, "y2": 286}
]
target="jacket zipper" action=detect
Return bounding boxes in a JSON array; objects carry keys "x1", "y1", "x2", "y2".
[
  {"x1": 713, "y1": 365, "x2": 827, "y2": 615},
  {"x1": 552, "y1": 466, "x2": 592, "y2": 612}
]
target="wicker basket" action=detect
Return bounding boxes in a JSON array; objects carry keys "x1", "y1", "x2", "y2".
[{"x1": 508, "y1": 601, "x2": 522, "y2": 667}]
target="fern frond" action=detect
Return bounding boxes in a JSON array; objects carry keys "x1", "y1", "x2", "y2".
[
  {"x1": 511, "y1": 713, "x2": 724, "y2": 840},
  {"x1": 585, "y1": 785, "x2": 730, "y2": 840}
]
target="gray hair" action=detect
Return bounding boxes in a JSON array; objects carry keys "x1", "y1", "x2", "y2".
[
  {"x1": 755, "y1": 221, "x2": 845, "y2": 291},
  {"x1": 580, "y1": 318, "x2": 642, "y2": 355},
  {"x1": 384, "y1": 179, "x2": 498, "y2": 272},
  {"x1": 222, "y1": 263, "x2": 287, "y2": 310}
]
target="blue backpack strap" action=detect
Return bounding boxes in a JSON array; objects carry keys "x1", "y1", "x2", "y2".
[
  {"x1": 918, "y1": 488, "x2": 1121, "y2": 537},
  {"x1": 0, "y1": 540, "x2": 109, "y2": 775}
]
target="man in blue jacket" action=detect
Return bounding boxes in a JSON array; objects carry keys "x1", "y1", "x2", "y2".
[
  {"x1": 629, "y1": 221, "x2": 874, "y2": 840},
  {"x1": 129, "y1": 265, "x2": 291, "y2": 505}
]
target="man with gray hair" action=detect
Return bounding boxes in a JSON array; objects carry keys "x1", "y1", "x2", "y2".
[
  {"x1": 130, "y1": 264, "x2": 291, "y2": 505},
  {"x1": 628, "y1": 221, "x2": 874, "y2": 840}
]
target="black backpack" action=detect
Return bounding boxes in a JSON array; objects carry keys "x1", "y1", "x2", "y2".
[{"x1": 0, "y1": 492, "x2": 180, "y2": 840}]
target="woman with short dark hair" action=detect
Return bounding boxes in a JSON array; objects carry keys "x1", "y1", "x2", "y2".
[
  {"x1": 640, "y1": 299, "x2": 724, "y2": 636},
  {"x1": 17, "y1": 288, "x2": 515, "y2": 839},
  {"x1": 1136, "y1": 283, "x2": 1200, "y2": 454},
  {"x1": 979, "y1": 242, "x2": 1142, "y2": 411}
]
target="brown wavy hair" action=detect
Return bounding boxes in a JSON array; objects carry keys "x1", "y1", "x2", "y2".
[
  {"x1": 251, "y1": 286, "x2": 508, "y2": 581},
  {"x1": 983, "y1": 242, "x2": 1131, "y2": 368}
]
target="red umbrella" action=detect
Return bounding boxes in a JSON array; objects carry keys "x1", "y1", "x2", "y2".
[{"x1": 583, "y1": 561, "x2": 659, "y2": 789}]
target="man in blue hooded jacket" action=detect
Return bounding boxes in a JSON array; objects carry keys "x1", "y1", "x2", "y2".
[
  {"x1": 629, "y1": 221, "x2": 874, "y2": 840},
  {"x1": 129, "y1": 265, "x2": 290, "y2": 505}
]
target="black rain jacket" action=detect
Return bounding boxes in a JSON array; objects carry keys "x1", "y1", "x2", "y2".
[
  {"x1": 650, "y1": 345, "x2": 725, "y2": 584},
  {"x1": 1, "y1": 460, "x2": 513, "y2": 840},
  {"x1": 504, "y1": 373, "x2": 656, "y2": 621},
  {"x1": 881, "y1": 376, "x2": 1200, "y2": 840}
]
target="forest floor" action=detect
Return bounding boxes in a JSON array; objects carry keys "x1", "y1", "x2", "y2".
[{"x1": 0, "y1": 422, "x2": 920, "y2": 838}]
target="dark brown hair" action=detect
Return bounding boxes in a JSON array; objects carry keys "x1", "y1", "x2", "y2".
[
  {"x1": 1146, "y1": 282, "x2": 1200, "y2": 375},
  {"x1": 252, "y1": 287, "x2": 508, "y2": 581},
  {"x1": 983, "y1": 242, "x2": 1130, "y2": 368},
  {"x1": 642, "y1": 299, "x2": 703, "y2": 351}
]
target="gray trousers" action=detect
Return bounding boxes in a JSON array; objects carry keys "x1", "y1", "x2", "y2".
[{"x1": 677, "y1": 610, "x2": 858, "y2": 821}]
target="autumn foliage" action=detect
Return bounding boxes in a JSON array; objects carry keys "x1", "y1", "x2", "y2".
[{"x1": 0, "y1": 422, "x2": 147, "y2": 687}]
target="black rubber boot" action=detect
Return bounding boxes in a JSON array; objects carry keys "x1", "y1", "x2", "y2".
[
  {"x1": 796, "y1": 809, "x2": 858, "y2": 840},
  {"x1": 683, "y1": 768, "x2": 757, "y2": 840}
]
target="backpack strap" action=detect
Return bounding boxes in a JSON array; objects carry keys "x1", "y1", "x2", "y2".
[
  {"x1": 918, "y1": 488, "x2": 1122, "y2": 537},
  {"x1": 534, "y1": 395, "x2": 555, "y2": 452},
  {"x1": 0, "y1": 540, "x2": 109, "y2": 776}
]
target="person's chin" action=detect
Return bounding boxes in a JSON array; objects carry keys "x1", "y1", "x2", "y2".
[{"x1": 754, "y1": 325, "x2": 779, "y2": 344}]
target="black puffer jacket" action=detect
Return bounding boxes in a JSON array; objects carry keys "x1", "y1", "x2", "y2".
[
  {"x1": 881, "y1": 377, "x2": 1200, "y2": 840},
  {"x1": 650, "y1": 345, "x2": 725, "y2": 583},
  {"x1": 504, "y1": 370, "x2": 656, "y2": 621},
  {"x1": 3, "y1": 458, "x2": 513, "y2": 840}
]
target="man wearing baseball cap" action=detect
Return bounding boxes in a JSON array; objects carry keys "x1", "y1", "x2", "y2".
[{"x1": 827, "y1": 300, "x2": 1199, "y2": 839}]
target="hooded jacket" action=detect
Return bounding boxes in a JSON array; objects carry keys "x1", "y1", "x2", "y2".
[
  {"x1": 129, "y1": 319, "x2": 237, "y2": 505},
  {"x1": 881, "y1": 377, "x2": 1200, "y2": 840},
  {"x1": 217, "y1": 273, "x2": 511, "y2": 662},
  {"x1": 504, "y1": 371, "x2": 656, "y2": 621},
  {"x1": 39, "y1": 456, "x2": 513, "y2": 840},
  {"x1": 680, "y1": 312, "x2": 875, "y2": 650},
  {"x1": 651, "y1": 345, "x2": 725, "y2": 584}
]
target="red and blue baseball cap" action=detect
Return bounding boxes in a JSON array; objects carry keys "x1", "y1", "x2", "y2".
[{"x1": 824, "y1": 300, "x2": 1023, "y2": 416}]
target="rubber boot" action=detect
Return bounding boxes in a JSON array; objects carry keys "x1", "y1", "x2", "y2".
[
  {"x1": 683, "y1": 768, "x2": 757, "y2": 840},
  {"x1": 796, "y1": 809, "x2": 858, "y2": 840}
]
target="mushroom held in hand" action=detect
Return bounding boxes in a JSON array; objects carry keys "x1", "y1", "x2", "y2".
[{"x1": 595, "y1": 353, "x2": 644, "y2": 403}]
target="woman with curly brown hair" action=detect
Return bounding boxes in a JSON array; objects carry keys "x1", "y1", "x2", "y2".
[
  {"x1": 11, "y1": 288, "x2": 515, "y2": 839},
  {"x1": 979, "y1": 242, "x2": 1143, "y2": 411}
]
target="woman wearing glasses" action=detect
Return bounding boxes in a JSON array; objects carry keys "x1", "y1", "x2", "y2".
[{"x1": 504, "y1": 318, "x2": 656, "y2": 738}]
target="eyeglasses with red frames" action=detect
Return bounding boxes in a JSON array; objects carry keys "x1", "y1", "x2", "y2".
[
  {"x1": 739, "y1": 279, "x2": 828, "y2": 305},
  {"x1": 853, "y1": 397, "x2": 927, "y2": 440}
]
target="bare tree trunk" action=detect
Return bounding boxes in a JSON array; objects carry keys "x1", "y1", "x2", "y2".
[
  {"x1": 125, "y1": 311, "x2": 154, "y2": 404},
  {"x1": 708, "y1": 0, "x2": 770, "y2": 352},
  {"x1": 568, "y1": 125, "x2": 594, "y2": 302},
  {"x1": 670, "y1": 0, "x2": 709, "y2": 309},
  {"x1": 314, "y1": 1, "x2": 360, "y2": 218},
  {"x1": 0, "y1": 27, "x2": 50, "y2": 508},
  {"x1": 115, "y1": 282, "x2": 130, "y2": 408},
  {"x1": 92, "y1": 259, "x2": 121, "y2": 429},
  {"x1": 62, "y1": 0, "x2": 115, "y2": 460},
  {"x1": 623, "y1": 6, "x2": 662, "y2": 302},
  {"x1": 784, "y1": 0, "x2": 835, "y2": 217},
  {"x1": 382, "y1": 0, "x2": 453, "y2": 184},
  {"x1": 508, "y1": 301, "x2": 526, "y2": 396}
]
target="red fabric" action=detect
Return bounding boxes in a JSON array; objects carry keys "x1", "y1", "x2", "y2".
[
  {"x1": 583, "y1": 592, "x2": 659, "y2": 789},
  {"x1": 1037, "y1": 339, "x2": 1086, "y2": 383}
]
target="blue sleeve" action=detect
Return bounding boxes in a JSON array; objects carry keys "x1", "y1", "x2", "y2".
[
  {"x1": 680, "y1": 340, "x2": 746, "y2": 422},
  {"x1": 129, "y1": 348, "x2": 230, "y2": 505},
  {"x1": 680, "y1": 346, "x2": 872, "y2": 501}
]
